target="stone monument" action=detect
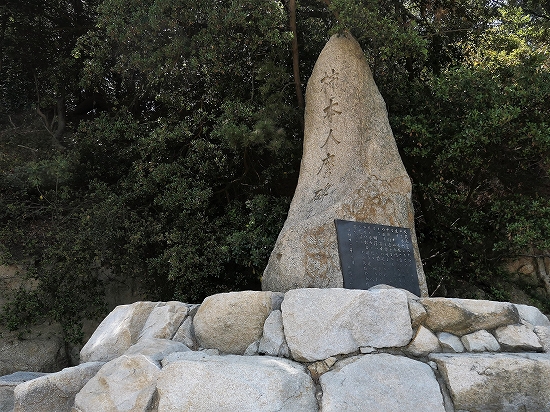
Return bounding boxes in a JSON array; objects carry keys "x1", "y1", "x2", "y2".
[{"x1": 261, "y1": 32, "x2": 428, "y2": 296}]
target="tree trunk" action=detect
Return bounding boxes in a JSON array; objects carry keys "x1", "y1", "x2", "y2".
[
  {"x1": 52, "y1": 96, "x2": 66, "y2": 150},
  {"x1": 289, "y1": 0, "x2": 304, "y2": 117}
]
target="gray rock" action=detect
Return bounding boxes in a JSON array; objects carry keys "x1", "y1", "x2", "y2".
[
  {"x1": 0, "y1": 372, "x2": 48, "y2": 412},
  {"x1": 437, "y1": 332, "x2": 465, "y2": 353},
  {"x1": 138, "y1": 301, "x2": 188, "y2": 340},
  {"x1": 408, "y1": 298, "x2": 428, "y2": 328},
  {"x1": 307, "y1": 359, "x2": 331, "y2": 380},
  {"x1": 171, "y1": 315, "x2": 196, "y2": 349},
  {"x1": 320, "y1": 354, "x2": 446, "y2": 411},
  {"x1": 534, "y1": 326, "x2": 550, "y2": 352},
  {"x1": 279, "y1": 340, "x2": 290, "y2": 358},
  {"x1": 156, "y1": 355, "x2": 317, "y2": 411},
  {"x1": 80, "y1": 301, "x2": 159, "y2": 363},
  {"x1": 420, "y1": 298, "x2": 519, "y2": 335},
  {"x1": 124, "y1": 338, "x2": 190, "y2": 363},
  {"x1": 244, "y1": 341, "x2": 259, "y2": 356},
  {"x1": 161, "y1": 350, "x2": 212, "y2": 367},
  {"x1": 0, "y1": 335, "x2": 67, "y2": 376},
  {"x1": 74, "y1": 355, "x2": 160, "y2": 412},
  {"x1": 494, "y1": 324, "x2": 543, "y2": 351},
  {"x1": 406, "y1": 325, "x2": 441, "y2": 356},
  {"x1": 515, "y1": 304, "x2": 550, "y2": 327},
  {"x1": 13, "y1": 362, "x2": 103, "y2": 412},
  {"x1": 186, "y1": 303, "x2": 201, "y2": 317},
  {"x1": 194, "y1": 291, "x2": 273, "y2": 354},
  {"x1": 261, "y1": 32, "x2": 427, "y2": 296},
  {"x1": 0, "y1": 372, "x2": 48, "y2": 384},
  {"x1": 369, "y1": 284, "x2": 420, "y2": 299},
  {"x1": 258, "y1": 310, "x2": 287, "y2": 356},
  {"x1": 281, "y1": 288, "x2": 412, "y2": 362},
  {"x1": 430, "y1": 353, "x2": 550, "y2": 411},
  {"x1": 201, "y1": 348, "x2": 220, "y2": 356},
  {"x1": 461, "y1": 330, "x2": 500, "y2": 352},
  {"x1": 270, "y1": 292, "x2": 285, "y2": 311}
]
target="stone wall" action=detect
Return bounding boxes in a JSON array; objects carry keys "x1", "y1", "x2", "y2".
[
  {"x1": 0, "y1": 264, "x2": 145, "y2": 374},
  {"x1": 2, "y1": 287, "x2": 550, "y2": 411}
]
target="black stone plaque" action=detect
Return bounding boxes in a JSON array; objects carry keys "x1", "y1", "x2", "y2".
[{"x1": 334, "y1": 219, "x2": 420, "y2": 296}]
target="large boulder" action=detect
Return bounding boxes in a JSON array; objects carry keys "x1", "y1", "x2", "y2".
[
  {"x1": 420, "y1": 298, "x2": 519, "y2": 335},
  {"x1": 494, "y1": 324, "x2": 543, "y2": 351},
  {"x1": 13, "y1": 362, "x2": 103, "y2": 412},
  {"x1": 514, "y1": 303, "x2": 550, "y2": 327},
  {"x1": 281, "y1": 288, "x2": 412, "y2": 361},
  {"x1": 74, "y1": 355, "x2": 160, "y2": 412},
  {"x1": 193, "y1": 291, "x2": 274, "y2": 354},
  {"x1": 137, "y1": 301, "x2": 188, "y2": 340},
  {"x1": 0, "y1": 324, "x2": 67, "y2": 376},
  {"x1": 79, "y1": 301, "x2": 159, "y2": 363},
  {"x1": 320, "y1": 354, "x2": 446, "y2": 411},
  {"x1": 430, "y1": 353, "x2": 550, "y2": 411},
  {"x1": 261, "y1": 31, "x2": 427, "y2": 296},
  {"x1": 156, "y1": 353, "x2": 317, "y2": 411}
]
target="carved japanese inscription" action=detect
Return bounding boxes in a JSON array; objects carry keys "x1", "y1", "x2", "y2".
[
  {"x1": 334, "y1": 219, "x2": 421, "y2": 296},
  {"x1": 315, "y1": 69, "x2": 342, "y2": 187},
  {"x1": 261, "y1": 33, "x2": 428, "y2": 296}
]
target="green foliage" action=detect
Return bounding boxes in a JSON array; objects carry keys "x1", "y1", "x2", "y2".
[
  {"x1": 1, "y1": 0, "x2": 550, "y2": 345},
  {"x1": 389, "y1": 3, "x2": 550, "y2": 300}
]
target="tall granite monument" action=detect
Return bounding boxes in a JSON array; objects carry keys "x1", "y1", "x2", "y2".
[{"x1": 262, "y1": 32, "x2": 428, "y2": 296}]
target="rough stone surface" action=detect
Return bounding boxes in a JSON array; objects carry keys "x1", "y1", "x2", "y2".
[
  {"x1": 261, "y1": 32, "x2": 427, "y2": 296},
  {"x1": 320, "y1": 354, "x2": 446, "y2": 412},
  {"x1": 123, "y1": 338, "x2": 190, "y2": 363},
  {"x1": 244, "y1": 341, "x2": 259, "y2": 356},
  {"x1": 193, "y1": 291, "x2": 273, "y2": 354},
  {"x1": 535, "y1": 326, "x2": 550, "y2": 352},
  {"x1": 408, "y1": 298, "x2": 428, "y2": 328},
  {"x1": 0, "y1": 335, "x2": 67, "y2": 376},
  {"x1": 437, "y1": 332, "x2": 465, "y2": 353},
  {"x1": 307, "y1": 360, "x2": 331, "y2": 380},
  {"x1": 270, "y1": 292, "x2": 285, "y2": 311},
  {"x1": 161, "y1": 350, "x2": 211, "y2": 367},
  {"x1": 156, "y1": 354, "x2": 317, "y2": 412},
  {"x1": 494, "y1": 324, "x2": 543, "y2": 351},
  {"x1": 515, "y1": 303, "x2": 550, "y2": 327},
  {"x1": 461, "y1": 330, "x2": 501, "y2": 352},
  {"x1": 74, "y1": 355, "x2": 160, "y2": 412},
  {"x1": 421, "y1": 298, "x2": 519, "y2": 335},
  {"x1": 431, "y1": 353, "x2": 550, "y2": 411},
  {"x1": 171, "y1": 316, "x2": 196, "y2": 349},
  {"x1": 12, "y1": 291, "x2": 550, "y2": 412},
  {"x1": 80, "y1": 301, "x2": 159, "y2": 363},
  {"x1": 281, "y1": 288, "x2": 412, "y2": 361},
  {"x1": 369, "y1": 284, "x2": 420, "y2": 299},
  {"x1": 406, "y1": 325, "x2": 441, "y2": 356},
  {"x1": 0, "y1": 372, "x2": 48, "y2": 412},
  {"x1": 258, "y1": 310, "x2": 287, "y2": 356},
  {"x1": 13, "y1": 362, "x2": 103, "y2": 412},
  {"x1": 138, "y1": 301, "x2": 188, "y2": 340}
]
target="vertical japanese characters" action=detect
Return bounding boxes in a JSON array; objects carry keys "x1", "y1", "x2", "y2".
[{"x1": 315, "y1": 68, "x2": 342, "y2": 200}]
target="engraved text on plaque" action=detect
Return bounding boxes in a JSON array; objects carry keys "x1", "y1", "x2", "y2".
[{"x1": 334, "y1": 219, "x2": 421, "y2": 296}]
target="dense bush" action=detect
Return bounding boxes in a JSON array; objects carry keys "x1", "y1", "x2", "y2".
[{"x1": 0, "y1": 0, "x2": 549, "y2": 343}]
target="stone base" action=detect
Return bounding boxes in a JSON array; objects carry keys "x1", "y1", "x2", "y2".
[{"x1": 4, "y1": 289, "x2": 550, "y2": 411}]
